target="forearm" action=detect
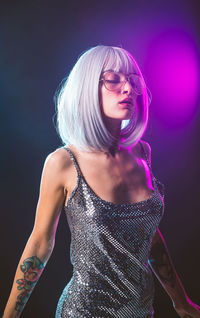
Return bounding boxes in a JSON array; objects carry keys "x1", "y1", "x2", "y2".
[
  {"x1": 148, "y1": 228, "x2": 188, "y2": 308},
  {"x1": 3, "y1": 234, "x2": 54, "y2": 318}
]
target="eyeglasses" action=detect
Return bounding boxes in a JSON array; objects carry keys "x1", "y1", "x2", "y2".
[{"x1": 99, "y1": 70, "x2": 145, "y2": 95}]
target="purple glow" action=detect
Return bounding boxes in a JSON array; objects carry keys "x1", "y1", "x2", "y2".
[{"x1": 145, "y1": 30, "x2": 200, "y2": 127}]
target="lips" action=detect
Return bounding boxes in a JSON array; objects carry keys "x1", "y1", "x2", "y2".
[
  {"x1": 119, "y1": 98, "x2": 133, "y2": 107},
  {"x1": 119, "y1": 98, "x2": 133, "y2": 104}
]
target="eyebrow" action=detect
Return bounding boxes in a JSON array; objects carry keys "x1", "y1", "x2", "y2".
[{"x1": 102, "y1": 69, "x2": 115, "y2": 73}]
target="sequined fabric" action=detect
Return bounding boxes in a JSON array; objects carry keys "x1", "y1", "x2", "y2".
[{"x1": 55, "y1": 143, "x2": 165, "y2": 318}]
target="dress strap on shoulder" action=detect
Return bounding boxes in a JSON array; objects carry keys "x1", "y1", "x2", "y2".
[
  {"x1": 139, "y1": 140, "x2": 151, "y2": 169},
  {"x1": 139, "y1": 141, "x2": 165, "y2": 196},
  {"x1": 139, "y1": 140, "x2": 156, "y2": 181},
  {"x1": 63, "y1": 147, "x2": 82, "y2": 177}
]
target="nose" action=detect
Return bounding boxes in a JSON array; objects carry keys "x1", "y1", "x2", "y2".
[{"x1": 121, "y1": 79, "x2": 133, "y2": 95}]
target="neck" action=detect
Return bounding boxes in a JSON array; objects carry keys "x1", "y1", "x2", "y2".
[
  {"x1": 103, "y1": 117, "x2": 122, "y2": 157},
  {"x1": 107, "y1": 141, "x2": 120, "y2": 157},
  {"x1": 98, "y1": 139, "x2": 121, "y2": 158},
  {"x1": 103, "y1": 117, "x2": 122, "y2": 139}
]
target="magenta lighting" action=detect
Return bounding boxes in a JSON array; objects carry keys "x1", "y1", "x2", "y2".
[{"x1": 146, "y1": 30, "x2": 200, "y2": 127}]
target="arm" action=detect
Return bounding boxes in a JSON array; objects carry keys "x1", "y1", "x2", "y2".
[
  {"x1": 141, "y1": 140, "x2": 200, "y2": 317},
  {"x1": 149, "y1": 229, "x2": 200, "y2": 317},
  {"x1": 3, "y1": 149, "x2": 69, "y2": 318},
  {"x1": 149, "y1": 229, "x2": 187, "y2": 306}
]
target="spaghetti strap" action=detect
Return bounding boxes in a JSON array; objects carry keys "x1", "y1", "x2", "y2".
[
  {"x1": 139, "y1": 140, "x2": 157, "y2": 190},
  {"x1": 139, "y1": 140, "x2": 166, "y2": 197},
  {"x1": 139, "y1": 140, "x2": 151, "y2": 170},
  {"x1": 63, "y1": 147, "x2": 82, "y2": 178}
]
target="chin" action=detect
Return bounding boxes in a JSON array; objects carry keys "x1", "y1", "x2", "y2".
[
  {"x1": 119, "y1": 109, "x2": 133, "y2": 120},
  {"x1": 105, "y1": 109, "x2": 133, "y2": 121}
]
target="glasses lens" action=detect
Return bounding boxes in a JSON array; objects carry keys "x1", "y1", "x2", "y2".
[
  {"x1": 129, "y1": 74, "x2": 145, "y2": 95},
  {"x1": 103, "y1": 71, "x2": 122, "y2": 90},
  {"x1": 102, "y1": 71, "x2": 145, "y2": 94}
]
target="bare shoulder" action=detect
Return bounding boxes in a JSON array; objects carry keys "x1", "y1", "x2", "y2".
[
  {"x1": 45, "y1": 147, "x2": 72, "y2": 169},
  {"x1": 42, "y1": 147, "x2": 73, "y2": 186}
]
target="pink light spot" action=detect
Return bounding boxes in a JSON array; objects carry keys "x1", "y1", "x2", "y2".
[{"x1": 145, "y1": 30, "x2": 200, "y2": 127}]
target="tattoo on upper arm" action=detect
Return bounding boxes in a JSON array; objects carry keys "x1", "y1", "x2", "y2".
[
  {"x1": 15, "y1": 256, "x2": 44, "y2": 313},
  {"x1": 149, "y1": 241, "x2": 176, "y2": 288}
]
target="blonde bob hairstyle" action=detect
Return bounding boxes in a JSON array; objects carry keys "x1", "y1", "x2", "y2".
[{"x1": 55, "y1": 45, "x2": 151, "y2": 152}]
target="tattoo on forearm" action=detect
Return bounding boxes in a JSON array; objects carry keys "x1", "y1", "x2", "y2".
[
  {"x1": 149, "y1": 241, "x2": 176, "y2": 288},
  {"x1": 15, "y1": 256, "x2": 44, "y2": 313}
]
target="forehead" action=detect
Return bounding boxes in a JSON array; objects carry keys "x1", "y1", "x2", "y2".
[{"x1": 103, "y1": 49, "x2": 135, "y2": 74}]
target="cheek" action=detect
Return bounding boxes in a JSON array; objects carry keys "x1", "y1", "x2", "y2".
[{"x1": 100, "y1": 86, "x2": 116, "y2": 107}]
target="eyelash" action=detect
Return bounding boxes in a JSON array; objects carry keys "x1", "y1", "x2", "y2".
[{"x1": 105, "y1": 80, "x2": 120, "y2": 83}]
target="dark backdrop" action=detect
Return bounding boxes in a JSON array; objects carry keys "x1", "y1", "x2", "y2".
[{"x1": 1, "y1": 0, "x2": 200, "y2": 317}]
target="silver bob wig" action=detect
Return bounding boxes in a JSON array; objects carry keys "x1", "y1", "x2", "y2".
[{"x1": 55, "y1": 45, "x2": 151, "y2": 152}]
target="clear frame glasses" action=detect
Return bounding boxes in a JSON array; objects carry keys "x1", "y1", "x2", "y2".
[{"x1": 99, "y1": 70, "x2": 145, "y2": 95}]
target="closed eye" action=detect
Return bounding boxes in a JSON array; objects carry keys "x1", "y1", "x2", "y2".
[{"x1": 105, "y1": 80, "x2": 120, "y2": 84}]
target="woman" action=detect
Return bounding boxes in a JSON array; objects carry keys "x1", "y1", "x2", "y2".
[{"x1": 3, "y1": 45, "x2": 200, "y2": 318}]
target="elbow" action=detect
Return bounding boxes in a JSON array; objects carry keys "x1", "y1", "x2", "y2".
[{"x1": 28, "y1": 232, "x2": 55, "y2": 263}]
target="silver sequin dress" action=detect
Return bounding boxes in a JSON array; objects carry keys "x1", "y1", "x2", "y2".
[{"x1": 55, "y1": 142, "x2": 165, "y2": 318}]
